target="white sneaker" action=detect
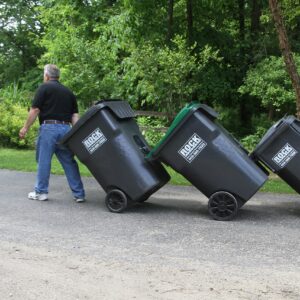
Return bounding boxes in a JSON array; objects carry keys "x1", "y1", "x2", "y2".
[
  {"x1": 73, "y1": 197, "x2": 86, "y2": 203},
  {"x1": 28, "y1": 191, "x2": 48, "y2": 201}
]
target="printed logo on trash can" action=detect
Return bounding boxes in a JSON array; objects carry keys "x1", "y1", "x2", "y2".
[
  {"x1": 272, "y1": 143, "x2": 298, "y2": 168},
  {"x1": 82, "y1": 128, "x2": 107, "y2": 154},
  {"x1": 178, "y1": 133, "x2": 207, "y2": 163}
]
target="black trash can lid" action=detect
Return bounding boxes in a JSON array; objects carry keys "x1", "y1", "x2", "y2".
[
  {"x1": 60, "y1": 100, "x2": 135, "y2": 145},
  {"x1": 94, "y1": 100, "x2": 136, "y2": 119}
]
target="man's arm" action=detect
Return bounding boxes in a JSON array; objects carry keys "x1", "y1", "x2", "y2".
[
  {"x1": 71, "y1": 113, "x2": 80, "y2": 126},
  {"x1": 19, "y1": 107, "x2": 40, "y2": 139}
]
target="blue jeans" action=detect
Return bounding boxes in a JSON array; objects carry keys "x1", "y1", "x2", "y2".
[{"x1": 35, "y1": 124, "x2": 85, "y2": 198}]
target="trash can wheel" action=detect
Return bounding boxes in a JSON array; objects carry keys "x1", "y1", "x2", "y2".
[
  {"x1": 105, "y1": 189, "x2": 128, "y2": 213},
  {"x1": 208, "y1": 191, "x2": 238, "y2": 221}
]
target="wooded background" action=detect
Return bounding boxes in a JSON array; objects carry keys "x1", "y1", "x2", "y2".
[{"x1": 0, "y1": 0, "x2": 300, "y2": 148}]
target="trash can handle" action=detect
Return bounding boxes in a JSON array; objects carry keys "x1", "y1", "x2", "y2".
[
  {"x1": 133, "y1": 135, "x2": 150, "y2": 155},
  {"x1": 274, "y1": 119, "x2": 283, "y2": 129},
  {"x1": 254, "y1": 160, "x2": 270, "y2": 176},
  {"x1": 290, "y1": 117, "x2": 300, "y2": 134},
  {"x1": 197, "y1": 104, "x2": 219, "y2": 120}
]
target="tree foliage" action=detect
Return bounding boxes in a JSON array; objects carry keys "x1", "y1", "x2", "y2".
[
  {"x1": 0, "y1": 0, "x2": 300, "y2": 148},
  {"x1": 0, "y1": 0, "x2": 43, "y2": 85},
  {"x1": 239, "y1": 55, "x2": 299, "y2": 113}
]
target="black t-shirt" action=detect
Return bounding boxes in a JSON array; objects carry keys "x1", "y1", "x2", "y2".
[{"x1": 32, "y1": 80, "x2": 79, "y2": 124}]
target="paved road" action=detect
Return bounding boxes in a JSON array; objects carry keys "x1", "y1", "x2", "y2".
[{"x1": 0, "y1": 169, "x2": 300, "y2": 299}]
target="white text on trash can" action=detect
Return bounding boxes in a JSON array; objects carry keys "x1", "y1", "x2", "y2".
[
  {"x1": 178, "y1": 133, "x2": 207, "y2": 163},
  {"x1": 82, "y1": 128, "x2": 107, "y2": 154},
  {"x1": 272, "y1": 143, "x2": 298, "y2": 168}
]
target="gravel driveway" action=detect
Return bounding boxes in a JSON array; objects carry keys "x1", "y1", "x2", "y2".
[{"x1": 0, "y1": 169, "x2": 300, "y2": 299}]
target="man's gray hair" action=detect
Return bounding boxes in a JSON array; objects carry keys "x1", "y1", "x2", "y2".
[{"x1": 44, "y1": 64, "x2": 60, "y2": 79}]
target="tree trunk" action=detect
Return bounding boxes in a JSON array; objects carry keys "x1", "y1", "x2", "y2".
[
  {"x1": 238, "y1": 0, "x2": 248, "y2": 124},
  {"x1": 107, "y1": 0, "x2": 116, "y2": 6},
  {"x1": 269, "y1": 0, "x2": 300, "y2": 118},
  {"x1": 167, "y1": 0, "x2": 174, "y2": 43},
  {"x1": 251, "y1": 0, "x2": 261, "y2": 35},
  {"x1": 268, "y1": 104, "x2": 275, "y2": 120},
  {"x1": 186, "y1": 0, "x2": 193, "y2": 45},
  {"x1": 238, "y1": 0, "x2": 245, "y2": 41}
]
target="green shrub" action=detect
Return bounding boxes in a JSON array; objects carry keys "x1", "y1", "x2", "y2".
[
  {"x1": 0, "y1": 102, "x2": 38, "y2": 148},
  {"x1": 0, "y1": 83, "x2": 33, "y2": 107},
  {"x1": 217, "y1": 107, "x2": 243, "y2": 137},
  {"x1": 137, "y1": 116, "x2": 167, "y2": 147},
  {"x1": 122, "y1": 37, "x2": 224, "y2": 113},
  {"x1": 240, "y1": 113, "x2": 274, "y2": 151},
  {"x1": 241, "y1": 126, "x2": 268, "y2": 152},
  {"x1": 239, "y1": 55, "x2": 299, "y2": 114}
]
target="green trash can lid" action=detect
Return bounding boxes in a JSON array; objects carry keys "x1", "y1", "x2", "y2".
[{"x1": 147, "y1": 102, "x2": 218, "y2": 159}]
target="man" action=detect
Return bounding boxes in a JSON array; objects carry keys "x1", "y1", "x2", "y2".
[{"x1": 19, "y1": 64, "x2": 85, "y2": 203}]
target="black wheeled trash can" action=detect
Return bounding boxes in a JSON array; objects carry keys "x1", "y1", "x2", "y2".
[
  {"x1": 60, "y1": 100, "x2": 170, "y2": 213},
  {"x1": 252, "y1": 115, "x2": 300, "y2": 194},
  {"x1": 148, "y1": 103, "x2": 268, "y2": 221}
]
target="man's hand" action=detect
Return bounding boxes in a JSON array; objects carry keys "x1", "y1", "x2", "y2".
[
  {"x1": 72, "y1": 113, "x2": 80, "y2": 125},
  {"x1": 19, "y1": 127, "x2": 28, "y2": 139},
  {"x1": 19, "y1": 107, "x2": 40, "y2": 139}
]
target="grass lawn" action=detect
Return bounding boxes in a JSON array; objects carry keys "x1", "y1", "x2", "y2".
[{"x1": 0, "y1": 148, "x2": 296, "y2": 194}]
